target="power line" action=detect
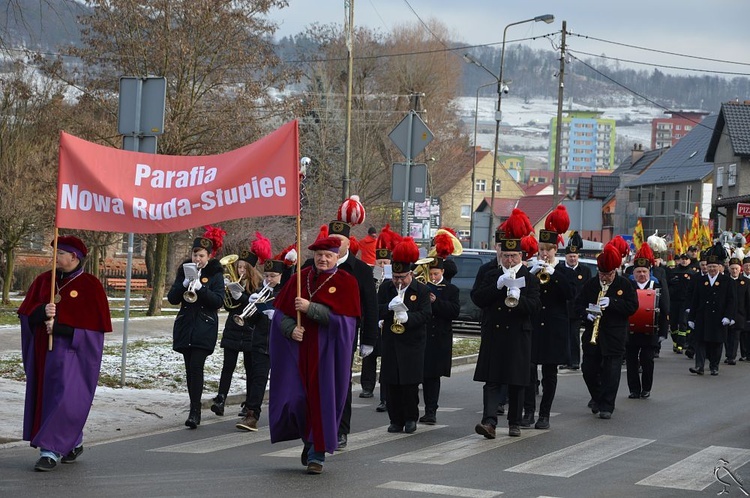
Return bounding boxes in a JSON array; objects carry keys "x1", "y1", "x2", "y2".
[
  {"x1": 569, "y1": 49, "x2": 750, "y2": 77},
  {"x1": 401, "y1": 0, "x2": 450, "y2": 50}
]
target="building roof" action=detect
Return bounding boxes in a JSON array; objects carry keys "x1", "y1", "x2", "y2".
[
  {"x1": 476, "y1": 197, "x2": 518, "y2": 217},
  {"x1": 612, "y1": 148, "x2": 666, "y2": 177},
  {"x1": 577, "y1": 175, "x2": 620, "y2": 199},
  {"x1": 706, "y1": 101, "x2": 750, "y2": 161},
  {"x1": 523, "y1": 183, "x2": 549, "y2": 195},
  {"x1": 516, "y1": 195, "x2": 556, "y2": 227},
  {"x1": 625, "y1": 114, "x2": 717, "y2": 187}
]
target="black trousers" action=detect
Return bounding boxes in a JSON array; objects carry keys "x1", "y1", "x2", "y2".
[
  {"x1": 360, "y1": 351, "x2": 378, "y2": 392},
  {"x1": 725, "y1": 328, "x2": 741, "y2": 361},
  {"x1": 217, "y1": 349, "x2": 270, "y2": 416},
  {"x1": 482, "y1": 382, "x2": 524, "y2": 426},
  {"x1": 523, "y1": 364, "x2": 558, "y2": 417},
  {"x1": 182, "y1": 348, "x2": 211, "y2": 408},
  {"x1": 581, "y1": 344, "x2": 622, "y2": 414},
  {"x1": 421, "y1": 377, "x2": 440, "y2": 414},
  {"x1": 695, "y1": 340, "x2": 723, "y2": 370},
  {"x1": 385, "y1": 383, "x2": 419, "y2": 426},
  {"x1": 569, "y1": 320, "x2": 582, "y2": 366},
  {"x1": 625, "y1": 343, "x2": 654, "y2": 393},
  {"x1": 740, "y1": 330, "x2": 750, "y2": 359}
]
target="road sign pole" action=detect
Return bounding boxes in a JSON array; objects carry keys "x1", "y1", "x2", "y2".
[{"x1": 401, "y1": 112, "x2": 414, "y2": 237}]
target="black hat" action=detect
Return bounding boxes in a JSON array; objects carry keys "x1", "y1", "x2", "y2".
[
  {"x1": 263, "y1": 259, "x2": 285, "y2": 274},
  {"x1": 699, "y1": 250, "x2": 709, "y2": 262},
  {"x1": 706, "y1": 242, "x2": 728, "y2": 264},
  {"x1": 328, "y1": 220, "x2": 351, "y2": 238},
  {"x1": 565, "y1": 231, "x2": 583, "y2": 255},
  {"x1": 633, "y1": 257, "x2": 651, "y2": 269},
  {"x1": 192, "y1": 237, "x2": 213, "y2": 253},
  {"x1": 428, "y1": 257, "x2": 444, "y2": 270},
  {"x1": 729, "y1": 257, "x2": 742, "y2": 267},
  {"x1": 494, "y1": 228, "x2": 505, "y2": 244},
  {"x1": 239, "y1": 249, "x2": 259, "y2": 267},
  {"x1": 743, "y1": 256, "x2": 750, "y2": 264},
  {"x1": 688, "y1": 245, "x2": 699, "y2": 252},
  {"x1": 368, "y1": 226, "x2": 377, "y2": 235},
  {"x1": 538, "y1": 229, "x2": 557, "y2": 245},
  {"x1": 375, "y1": 247, "x2": 391, "y2": 260}
]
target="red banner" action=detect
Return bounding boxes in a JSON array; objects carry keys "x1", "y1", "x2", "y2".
[{"x1": 56, "y1": 121, "x2": 299, "y2": 233}]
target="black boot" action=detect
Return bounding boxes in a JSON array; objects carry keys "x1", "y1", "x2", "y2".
[
  {"x1": 185, "y1": 404, "x2": 201, "y2": 429},
  {"x1": 211, "y1": 394, "x2": 226, "y2": 416}
]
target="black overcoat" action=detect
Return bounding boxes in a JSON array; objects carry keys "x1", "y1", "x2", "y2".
[
  {"x1": 531, "y1": 261, "x2": 575, "y2": 365},
  {"x1": 471, "y1": 264, "x2": 541, "y2": 386},
  {"x1": 424, "y1": 281, "x2": 460, "y2": 378},
  {"x1": 575, "y1": 274, "x2": 638, "y2": 356},
  {"x1": 688, "y1": 272, "x2": 736, "y2": 343},
  {"x1": 378, "y1": 278, "x2": 432, "y2": 385},
  {"x1": 167, "y1": 258, "x2": 224, "y2": 353}
]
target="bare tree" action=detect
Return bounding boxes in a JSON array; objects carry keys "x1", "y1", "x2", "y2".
[{"x1": 37, "y1": 0, "x2": 297, "y2": 314}]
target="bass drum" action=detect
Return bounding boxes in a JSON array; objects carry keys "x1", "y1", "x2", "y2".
[{"x1": 629, "y1": 288, "x2": 659, "y2": 334}]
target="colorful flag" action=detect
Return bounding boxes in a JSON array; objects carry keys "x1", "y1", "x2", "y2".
[
  {"x1": 688, "y1": 203, "x2": 701, "y2": 249},
  {"x1": 699, "y1": 224, "x2": 713, "y2": 250},
  {"x1": 56, "y1": 121, "x2": 300, "y2": 233},
  {"x1": 633, "y1": 218, "x2": 645, "y2": 250},
  {"x1": 673, "y1": 220, "x2": 683, "y2": 255}
]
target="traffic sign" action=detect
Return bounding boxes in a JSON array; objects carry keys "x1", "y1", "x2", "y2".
[
  {"x1": 118, "y1": 76, "x2": 167, "y2": 136},
  {"x1": 388, "y1": 112, "x2": 434, "y2": 160},
  {"x1": 391, "y1": 163, "x2": 427, "y2": 202}
]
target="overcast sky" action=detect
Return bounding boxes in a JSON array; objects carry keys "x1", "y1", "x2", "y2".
[{"x1": 267, "y1": 0, "x2": 750, "y2": 77}]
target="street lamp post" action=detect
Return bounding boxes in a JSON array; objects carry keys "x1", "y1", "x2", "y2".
[
  {"x1": 465, "y1": 14, "x2": 554, "y2": 246},
  {"x1": 470, "y1": 81, "x2": 497, "y2": 249}
]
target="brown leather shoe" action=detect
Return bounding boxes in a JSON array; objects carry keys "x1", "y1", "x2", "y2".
[
  {"x1": 508, "y1": 425, "x2": 521, "y2": 437},
  {"x1": 474, "y1": 423, "x2": 496, "y2": 439},
  {"x1": 236, "y1": 410, "x2": 258, "y2": 432},
  {"x1": 306, "y1": 462, "x2": 323, "y2": 474}
]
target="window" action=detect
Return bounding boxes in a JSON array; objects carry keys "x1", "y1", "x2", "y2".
[
  {"x1": 686, "y1": 185, "x2": 693, "y2": 207},
  {"x1": 494, "y1": 180, "x2": 501, "y2": 192},
  {"x1": 717, "y1": 166, "x2": 724, "y2": 188},
  {"x1": 475, "y1": 179, "x2": 486, "y2": 192},
  {"x1": 458, "y1": 229, "x2": 470, "y2": 239},
  {"x1": 460, "y1": 205, "x2": 471, "y2": 218},
  {"x1": 661, "y1": 190, "x2": 666, "y2": 215},
  {"x1": 674, "y1": 189, "x2": 680, "y2": 213},
  {"x1": 729, "y1": 163, "x2": 737, "y2": 186}
]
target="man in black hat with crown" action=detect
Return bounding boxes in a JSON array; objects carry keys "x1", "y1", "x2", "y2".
[
  {"x1": 560, "y1": 232, "x2": 592, "y2": 370},
  {"x1": 687, "y1": 243, "x2": 736, "y2": 376},
  {"x1": 723, "y1": 256, "x2": 748, "y2": 366}
]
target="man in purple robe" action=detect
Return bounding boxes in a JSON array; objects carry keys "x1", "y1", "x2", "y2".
[
  {"x1": 17, "y1": 236, "x2": 112, "y2": 472},
  {"x1": 269, "y1": 236, "x2": 361, "y2": 475}
]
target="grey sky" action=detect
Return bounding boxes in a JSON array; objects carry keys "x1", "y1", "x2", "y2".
[{"x1": 268, "y1": 1, "x2": 750, "y2": 77}]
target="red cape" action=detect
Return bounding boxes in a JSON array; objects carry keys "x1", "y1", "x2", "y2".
[{"x1": 274, "y1": 266, "x2": 361, "y2": 319}]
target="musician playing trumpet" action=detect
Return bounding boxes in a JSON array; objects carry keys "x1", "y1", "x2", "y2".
[
  {"x1": 167, "y1": 227, "x2": 226, "y2": 429},
  {"x1": 377, "y1": 237, "x2": 432, "y2": 435},
  {"x1": 575, "y1": 243, "x2": 637, "y2": 420}
]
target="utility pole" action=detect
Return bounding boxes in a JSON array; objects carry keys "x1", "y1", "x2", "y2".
[
  {"x1": 552, "y1": 20, "x2": 566, "y2": 206},
  {"x1": 342, "y1": 0, "x2": 354, "y2": 201}
]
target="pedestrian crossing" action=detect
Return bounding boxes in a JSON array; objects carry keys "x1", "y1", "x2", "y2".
[{"x1": 145, "y1": 409, "x2": 750, "y2": 494}]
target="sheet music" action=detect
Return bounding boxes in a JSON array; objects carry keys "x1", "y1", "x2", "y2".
[{"x1": 183, "y1": 263, "x2": 199, "y2": 280}]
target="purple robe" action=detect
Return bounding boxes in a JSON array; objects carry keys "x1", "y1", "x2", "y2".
[{"x1": 268, "y1": 312, "x2": 357, "y2": 454}]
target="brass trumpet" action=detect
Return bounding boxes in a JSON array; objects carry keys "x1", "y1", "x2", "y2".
[
  {"x1": 183, "y1": 262, "x2": 201, "y2": 303},
  {"x1": 532, "y1": 255, "x2": 551, "y2": 284},
  {"x1": 390, "y1": 284, "x2": 407, "y2": 334},
  {"x1": 233, "y1": 284, "x2": 275, "y2": 326},
  {"x1": 220, "y1": 254, "x2": 242, "y2": 309}
]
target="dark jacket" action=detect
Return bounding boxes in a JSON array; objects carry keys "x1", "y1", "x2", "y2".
[
  {"x1": 688, "y1": 272, "x2": 737, "y2": 343},
  {"x1": 730, "y1": 276, "x2": 750, "y2": 335},
  {"x1": 424, "y1": 280, "x2": 460, "y2": 378},
  {"x1": 167, "y1": 258, "x2": 224, "y2": 353},
  {"x1": 576, "y1": 274, "x2": 638, "y2": 356},
  {"x1": 220, "y1": 284, "x2": 278, "y2": 355},
  {"x1": 471, "y1": 264, "x2": 541, "y2": 386},
  {"x1": 378, "y1": 278, "x2": 432, "y2": 385},
  {"x1": 667, "y1": 265, "x2": 694, "y2": 329},
  {"x1": 531, "y1": 261, "x2": 575, "y2": 365},
  {"x1": 565, "y1": 261, "x2": 592, "y2": 320}
]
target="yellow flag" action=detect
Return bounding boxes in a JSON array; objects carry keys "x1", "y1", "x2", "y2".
[
  {"x1": 699, "y1": 224, "x2": 712, "y2": 250},
  {"x1": 689, "y1": 204, "x2": 701, "y2": 248},
  {"x1": 673, "y1": 221, "x2": 683, "y2": 255},
  {"x1": 633, "y1": 218, "x2": 645, "y2": 250}
]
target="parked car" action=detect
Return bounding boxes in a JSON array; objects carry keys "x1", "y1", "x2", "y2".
[{"x1": 449, "y1": 250, "x2": 598, "y2": 334}]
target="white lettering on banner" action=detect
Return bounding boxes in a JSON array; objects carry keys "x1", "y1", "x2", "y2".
[
  {"x1": 132, "y1": 197, "x2": 192, "y2": 220},
  {"x1": 134, "y1": 163, "x2": 217, "y2": 188},
  {"x1": 200, "y1": 176, "x2": 287, "y2": 209},
  {"x1": 60, "y1": 184, "x2": 125, "y2": 214}
]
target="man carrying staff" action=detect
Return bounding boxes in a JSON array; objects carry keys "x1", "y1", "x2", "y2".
[
  {"x1": 17, "y1": 235, "x2": 112, "y2": 472},
  {"x1": 268, "y1": 236, "x2": 361, "y2": 475},
  {"x1": 576, "y1": 242, "x2": 638, "y2": 420}
]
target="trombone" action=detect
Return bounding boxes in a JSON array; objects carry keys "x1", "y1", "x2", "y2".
[
  {"x1": 220, "y1": 254, "x2": 242, "y2": 309},
  {"x1": 233, "y1": 284, "x2": 275, "y2": 326}
]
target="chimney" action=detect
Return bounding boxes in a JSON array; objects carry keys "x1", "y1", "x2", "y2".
[{"x1": 632, "y1": 143, "x2": 644, "y2": 163}]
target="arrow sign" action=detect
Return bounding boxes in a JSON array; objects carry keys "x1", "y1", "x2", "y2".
[{"x1": 388, "y1": 112, "x2": 434, "y2": 160}]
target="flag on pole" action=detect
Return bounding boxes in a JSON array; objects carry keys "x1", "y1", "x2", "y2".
[
  {"x1": 699, "y1": 223, "x2": 712, "y2": 250},
  {"x1": 688, "y1": 203, "x2": 701, "y2": 250},
  {"x1": 673, "y1": 220, "x2": 683, "y2": 255},
  {"x1": 633, "y1": 218, "x2": 645, "y2": 250}
]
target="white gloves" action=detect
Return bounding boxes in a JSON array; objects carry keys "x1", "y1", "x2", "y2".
[
  {"x1": 224, "y1": 276, "x2": 231, "y2": 286},
  {"x1": 378, "y1": 320, "x2": 384, "y2": 329},
  {"x1": 395, "y1": 310, "x2": 409, "y2": 323},
  {"x1": 496, "y1": 273, "x2": 509, "y2": 289},
  {"x1": 388, "y1": 295, "x2": 407, "y2": 312},
  {"x1": 360, "y1": 345, "x2": 374, "y2": 357},
  {"x1": 183, "y1": 278, "x2": 190, "y2": 288},
  {"x1": 544, "y1": 263, "x2": 555, "y2": 276},
  {"x1": 192, "y1": 279, "x2": 202, "y2": 292},
  {"x1": 598, "y1": 297, "x2": 610, "y2": 309},
  {"x1": 227, "y1": 282, "x2": 244, "y2": 300},
  {"x1": 587, "y1": 313, "x2": 596, "y2": 322},
  {"x1": 529, "y1": 261, "x2": 543, "y2": 275},
  {"x1": 730, "y1": 319, "x2": 736, "y2": 326},
  {"x1": 285, "y1": 248, "x2": 297, "y2": 264},
  {"x1": 721, "y1": 317, "x2": 731, "y2": 326},
  {"x1": 248, "y1": 292, "x2": 260, "y2": 304},
  {"x1": 507, "y1": 287, "x2": 520, "y2": 300},
  {"x1": 262, "y1": 309, "x2": 275, "y2": 320},
  {"x1": 688, "y1": 321, "x2": 695, "y2": 329}
]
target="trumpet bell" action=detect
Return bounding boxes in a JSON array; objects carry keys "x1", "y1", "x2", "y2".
[
  {"x1": 390, "y1": 322, "x2": 405, "y2": 334},
  {"x1": 504, "y1": 295, "x2": 519, "y2": 308},
  {"x1": 184, "y1": 289, "x2": 198, "y2": 303},
  {"x1": 538, "y1": 270, "x2": 551, "y2": 284}
]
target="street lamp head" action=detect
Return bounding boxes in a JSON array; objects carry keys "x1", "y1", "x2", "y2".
[
  {"x1": 535, "y1": 14, "x2": 555, "y2": 24},
  {"x1": 463, "y1": 53, "x2": 480, "y2": 66}
]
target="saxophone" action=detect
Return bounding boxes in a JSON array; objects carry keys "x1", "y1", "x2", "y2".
[{"x1": 589, "y1": 282, "x2": 610, "y2": 345}]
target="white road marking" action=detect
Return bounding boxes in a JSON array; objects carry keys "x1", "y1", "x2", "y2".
[
  {"x1": 505, "y1": 434, "x2": 654, "y2": 477},
  {"x1": 377, "y1": 480, "x2": 503, "y2": 497},
  {"x1": 149, "y1": 432, "x2": 270, "y2": 453}
]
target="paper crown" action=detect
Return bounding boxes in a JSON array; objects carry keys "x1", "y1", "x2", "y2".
[
  {"x1": 539, "y1": 205, "x2": 570, "y2": 246},
  {"x1": 336, "y1": 195, "x2": 366, "y2": 226},
  {"x1": 392, "y1": 236, "x2": 420, "y2": 273}
]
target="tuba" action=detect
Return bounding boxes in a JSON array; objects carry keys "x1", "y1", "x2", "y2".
[
  {"x1": 413, "y1": 257, "x2": 434, "y2": 284},
  {"x1": 220, "y1": 254, "x2": 242, "y2": 309}
]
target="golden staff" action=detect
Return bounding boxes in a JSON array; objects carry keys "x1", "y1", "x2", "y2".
[{"x1": 47, "y1": 228, "x2": 59, "y2": 351}]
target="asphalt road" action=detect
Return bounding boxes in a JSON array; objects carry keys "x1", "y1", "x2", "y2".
[{"x1": 1, "y1": 345, "x2": 748, "y2": 498}]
